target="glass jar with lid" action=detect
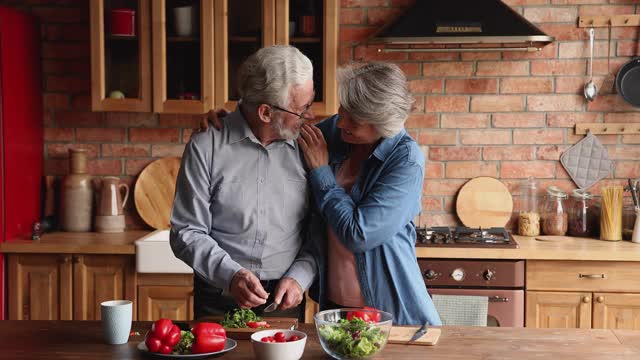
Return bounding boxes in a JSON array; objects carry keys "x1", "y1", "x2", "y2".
[
  {"x1": 567, "y1": 189, "x2": 595, "y2": 237},
  {"x1": 518, "y1": 177, "x2": 540, "y2": 236},
  {"x1": 541, "y1": 186, "x2": 568, "y2": 236}
]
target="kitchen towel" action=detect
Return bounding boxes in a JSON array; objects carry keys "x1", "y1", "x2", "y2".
[
  {"x1": 432, "y1": 295, "x2": 488, "y2": 326},
  {"x1": 560, "y1": 132, "x2": 614, "y2": 190}
]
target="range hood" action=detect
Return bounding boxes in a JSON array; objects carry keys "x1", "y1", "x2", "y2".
[{"x1": 368, "y1": 0, "x2": 554, "y2": 52}]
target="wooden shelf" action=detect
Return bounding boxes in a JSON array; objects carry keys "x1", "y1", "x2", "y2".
[
  {"x1": 579, "y1": 15, "x2": 640, "y2": 28},
  {"x1": 575, "y1": 123, "x2": 640, "y2": 135},
  {"x1": 229, "y1": 36, "x2": 259, "y2": 43},
  {"x1": 107, "y1": 34, "x2": 137, "y2": 41},
  {"x1": 167, "y1": 36, "x2": 200, "y2": 43},
  {"x1": 290, "y1": 37, "x2": 322, "y2": 43}
]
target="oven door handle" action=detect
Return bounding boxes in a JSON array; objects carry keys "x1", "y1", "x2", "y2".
[{"x1": 488, "y1": 296, "x2": 509, "y2": 303}]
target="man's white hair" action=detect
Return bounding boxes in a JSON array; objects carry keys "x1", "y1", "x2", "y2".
[{"x1": 238, "y1": 45, "x2": 313, "y2": 109}]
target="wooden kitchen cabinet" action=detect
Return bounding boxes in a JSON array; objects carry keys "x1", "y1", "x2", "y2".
[
  {"x1": 138, "y1": 286, "x2": 194, "y2": 321},
  {"x1": 90, "y1": 0, "x2": 152, "y2": 112},
  {"x1": 90, "y1": 0, "x2": 338, "y2": 115},
  {"x1": 7, "y1": 253, "x2": 136, "y2": 321},
  {"x1": 73, "y1": 255, "x2": 137, "y2": 320},
  {"x1": 152, "y1": 0, "x2": 215, "y2": 113},
  {"x1": 214, "y1": 0, "x2": 338, "y2": 116},
  {"x1": 526, "y1": 261, "x2": 640, "y2": 330},
  {"x1": 526, "y1": 291, "x2": 592, "y2": 329},
  {"x1": 137, "y1": 273, "x2": 193, "y2": 321}
]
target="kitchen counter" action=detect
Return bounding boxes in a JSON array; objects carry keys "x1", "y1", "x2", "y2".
[
  {"x1": 1, "y1": 321, "x2": 639, "y2": 359},
  {"x1": 416, "y1": 235, "x2": 640, "y2": 261},
  {"x1": 0, "y1": 230, "x2": 146, "y2": 254},
  {"x1": 3, "y1": 231, "x2": 640, "y2": 261}
]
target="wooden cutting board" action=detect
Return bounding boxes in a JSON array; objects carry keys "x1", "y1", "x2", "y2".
[
  {"x1": 456, "y1": 176, "x2": 513, "y2": 229},
  {"x1": 197, "y1": 317, "x2": 299, "y2": 340},
  {"x1": 388, "y1": 326, "x2": 441, "y2": 346},
  {"x1": 134, "y1": 157, "x2": 181, "y2": 230}
]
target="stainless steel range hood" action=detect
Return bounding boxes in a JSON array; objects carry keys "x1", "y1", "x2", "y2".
[{"x1": 368, "y1": 0, "x2": 554, "y2": 52}]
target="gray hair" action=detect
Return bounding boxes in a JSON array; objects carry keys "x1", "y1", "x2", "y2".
[
  {"x1": 238, "y1": 45, "x2": 313, "y2": 109},
  {"x1": 338, "y1": 62, "x2": 412, "y2": 138}
]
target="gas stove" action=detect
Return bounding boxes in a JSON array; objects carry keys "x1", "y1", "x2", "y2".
[{"x1": 416, "y1": 226, "x2": 519, "y2": 248}]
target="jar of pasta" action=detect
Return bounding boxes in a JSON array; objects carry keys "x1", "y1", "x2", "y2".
[
  {"x1": 567, "y1": 189, "x2": 595, "y2": 237},
  {"x1": 518, "y1": 177, "x2": 540, "y2": 237},
  {"x1": 541, "y1": 186, "x2": 568, "y2": 236}
]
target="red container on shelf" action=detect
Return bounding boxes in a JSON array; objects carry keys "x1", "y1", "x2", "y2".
[{"x1": 110, "y1": 8, "x2": 135, "y2": 36}]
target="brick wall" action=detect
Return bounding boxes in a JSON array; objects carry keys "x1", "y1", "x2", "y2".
[{"x1": 2, "y1": 0, "x2": 639, "y2": 229}]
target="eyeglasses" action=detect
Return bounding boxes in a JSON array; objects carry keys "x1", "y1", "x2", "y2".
[{"x1": 270, "y1": 104, "x2": 315, "y2": 122}]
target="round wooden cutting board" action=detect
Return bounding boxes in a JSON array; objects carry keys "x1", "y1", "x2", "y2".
[
  {"x1": 134, "y1": 157, "x2": 181, "y2": 230},
  {"x1": 456, "y1": 177, "x2": 513, "y2": 229}
]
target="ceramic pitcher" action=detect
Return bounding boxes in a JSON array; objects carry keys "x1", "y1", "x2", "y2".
[{"x1": 96, "y1": 176, "x2": 129, "y2": 216}]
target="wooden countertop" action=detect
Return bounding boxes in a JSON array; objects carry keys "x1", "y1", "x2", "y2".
[
  {"x1": 1, "y1": 321, "x2": 639, "y2": 359},
  {"x1": 416, "y1": 235, "x2": 640, "y2": 261},
  {"x1": 3, "y1": 231, "x2": 640, "y2": 261},
  {"x1": 0, "y1": 230, "x2": 148, "y2": 254}
]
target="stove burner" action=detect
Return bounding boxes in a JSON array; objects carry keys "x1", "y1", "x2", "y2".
[{"x1": 416, "y1": 226, "x2": 518, "y2": 248}]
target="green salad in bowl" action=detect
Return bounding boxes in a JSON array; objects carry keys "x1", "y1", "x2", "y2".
[{"x1": 315, "y1": 308, "x2": 392, "y2": 359}]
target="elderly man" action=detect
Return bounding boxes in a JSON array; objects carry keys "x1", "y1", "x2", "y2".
[{"x1": 170, "y1": 45, "x2": 316, "y2": 320}]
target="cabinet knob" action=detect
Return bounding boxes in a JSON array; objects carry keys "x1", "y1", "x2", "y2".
[
  {"x1": 596, "y1": 296, "x2": 604, "y2": 303},
  {"x1": 582, "y1": 296, "x2": 591, "y2": 303}
]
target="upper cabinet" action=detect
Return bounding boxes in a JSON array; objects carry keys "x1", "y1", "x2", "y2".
[
  {"x1": 152, "y1": 0, "x2": 214, "y2": 113},
  {"x1": 90, "y1": 0, "x2": 338, "y2": 116},
  {"x1": 90, "y1": 0, "x2": 152, "y2": 112}
]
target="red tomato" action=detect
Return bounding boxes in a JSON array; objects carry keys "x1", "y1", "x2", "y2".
[
  {"x1": 246, "y1": 321, "x2": 269, "y2": 329},
  {"x1": 273, "y1": 332, "x2": 286, "y2": 343},
  {"x1": 346, "y1": 307, "x2": 381, "y2": 323},
  {"x1": 288, "y1": 335, "x2": 301, "y2": 342},
  {"x1": 261, "y1": 336, "x2": 275, "y2": 343}
]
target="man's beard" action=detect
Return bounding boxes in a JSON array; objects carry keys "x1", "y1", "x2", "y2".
[{"x1": 272, "y1": 115, "x2": 300, "y2": 141}]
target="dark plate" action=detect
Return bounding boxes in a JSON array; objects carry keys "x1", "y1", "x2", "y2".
[
  {"x1": 616, "y1": 58, "x2": 640, "y2": 107},
  {"x1": 137, "y1": 338, "x2": 237, "y2": 359}
]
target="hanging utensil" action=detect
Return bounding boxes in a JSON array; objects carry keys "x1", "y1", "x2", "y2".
[
  {"x1": 584, "y1": 28, "x2": 598, "y2": 102},
  {"x1": 616, "y1": 58, "x2": 640, "y2": 107},
  {"x1": 602, "y1": 22, "x2": 616, "y2": 94}
]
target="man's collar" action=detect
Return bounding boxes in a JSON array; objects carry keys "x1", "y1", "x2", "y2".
[{"x1": 227, "y1": 108, "x2": 296, "y2": 148}]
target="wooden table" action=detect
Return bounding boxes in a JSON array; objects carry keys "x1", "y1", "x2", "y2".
[{"x1": 2, "y1": 321, "x2": 640, "y2": 359}]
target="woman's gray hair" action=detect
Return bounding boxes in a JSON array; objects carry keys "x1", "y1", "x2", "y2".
[
  {"x1": 238, "y1": 45, "x2": 313, "y2": 109},
  {"x1": 338, "y1": 62, "x2": 412, "y2": 138}
]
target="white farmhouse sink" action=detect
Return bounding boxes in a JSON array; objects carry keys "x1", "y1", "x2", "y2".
[{"x1": 135, "y1": 229, "x2": 193, "y2": 273}]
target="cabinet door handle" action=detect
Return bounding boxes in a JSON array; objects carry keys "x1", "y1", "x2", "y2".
[
  {"x1": 579, "y1": 273, "x2": 605, "y2": 279},
  {"x1": 596, "y1": 296, "x2": 605, "y2": 303},
  {"x1": 582, "y1": 296, "x2": 591, "y2": 303},
  {"x1": 488, "y1": 296, "x2": 509, "y2": 303},
  {"x1": 57, "y1": 256, "x2": 69, "y2": 264}
]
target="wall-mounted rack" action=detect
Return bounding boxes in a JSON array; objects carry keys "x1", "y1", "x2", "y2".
[
  {"x1": 575, "y1": 123, "x2": 640, "y2": 135},
  {"x1": 578, "y1": 15, "x2": 640, "y2": 28}
]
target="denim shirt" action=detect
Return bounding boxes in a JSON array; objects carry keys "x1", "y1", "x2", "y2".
[{"x1": 307, "y1": 115, "x2": 442, "y2": 326}]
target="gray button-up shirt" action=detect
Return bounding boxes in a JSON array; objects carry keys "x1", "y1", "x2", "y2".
[{"x1": 170, "y1": 109, "x2": 316, "y2": 293}]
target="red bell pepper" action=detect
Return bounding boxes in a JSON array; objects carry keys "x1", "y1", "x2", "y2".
[
  {"x1": 346, "y1": 307, "x2": 382, "y2": 323},
  {"x1": 191, "y1": 322, "x2": 227, "y2": 354},
  {"x1": 145, "y1": 318, "x2": 181, "y2": 354}
]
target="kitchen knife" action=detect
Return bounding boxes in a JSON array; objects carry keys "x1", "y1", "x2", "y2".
[{"x1": 408, "y1": 322, "x2": 429, "y2": 343}]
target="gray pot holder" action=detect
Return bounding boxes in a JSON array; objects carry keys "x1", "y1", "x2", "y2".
[{"x1": 560, "y1": 132, "x2": 614, "y2": 190}]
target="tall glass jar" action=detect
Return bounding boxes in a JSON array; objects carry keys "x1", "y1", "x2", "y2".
[
  {"x1": 518, "y1": 177, "x2": 540, "y2": 237},
  {"x1": 541, "y1": 186, "x2": 568, "y2": 236},
  {"x1": 567, "y1": 189, "x2": 595, "y2": 237}
]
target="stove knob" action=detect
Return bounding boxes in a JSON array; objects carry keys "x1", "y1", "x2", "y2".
[
  {"x1": 424, "y1": 269, "x2": 436, "y2": 280},
  {"x1": 451, "y1": 268, "x2": 465, "y2": 282},
  {"x1": 483, "y1": 269, "x2": 494, "y2": 281}
]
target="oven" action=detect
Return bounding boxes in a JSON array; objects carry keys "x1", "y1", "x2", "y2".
[{"x1": 419, "y1": 258, "x2": 525, "y2": 327}]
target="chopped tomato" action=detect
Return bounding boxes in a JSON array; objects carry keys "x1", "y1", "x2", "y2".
[
  {"x1": 346, "y1": 307, "x2": 381, "y2": 323},
  {"x1": 246, "y1": 320, "x2": 269, "y2": 329}
]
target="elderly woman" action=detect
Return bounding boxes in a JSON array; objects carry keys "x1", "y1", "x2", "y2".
[{"x1": 299, "y1": 62, "x2": 441, "y2": 326}]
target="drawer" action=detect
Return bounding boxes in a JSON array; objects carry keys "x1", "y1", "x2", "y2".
[{"x1": 527, "y1": 261, "x2": 640, "y2": 292}]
